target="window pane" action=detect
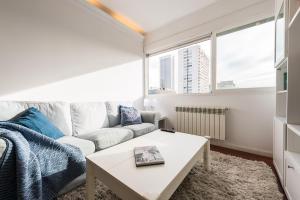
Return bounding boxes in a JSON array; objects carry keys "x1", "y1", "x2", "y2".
[
  {"x1": 216, "y1": 20, "x2": 275, "y2": 89},
  {"x1": 148, "y1": 40, "x2": 211, "y2": 94}
]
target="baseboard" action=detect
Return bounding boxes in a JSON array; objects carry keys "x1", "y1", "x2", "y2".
[{"x1": 211, "y1": 140, "x2": 273, "y2": 158}]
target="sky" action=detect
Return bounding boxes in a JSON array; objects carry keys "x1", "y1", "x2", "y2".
[{"x1": 217, "y1": 20, "x2": 275, "y2": 88}]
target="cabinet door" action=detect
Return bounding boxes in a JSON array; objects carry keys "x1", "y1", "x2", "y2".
[
  {"x1": 285, "y1": 157, "x2": 300, "y2": 200},
  {"x1": 273, "y1": 118, "x2": 286, "y2": 184}
]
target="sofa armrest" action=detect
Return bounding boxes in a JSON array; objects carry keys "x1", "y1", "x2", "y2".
[{"x1": 140, "y1": 111, "x2": 161, "y2": 129}]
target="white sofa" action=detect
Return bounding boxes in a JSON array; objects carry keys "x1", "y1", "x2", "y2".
[{"x1": 0, "y1": 101, "x2": 160, "y2": 194}]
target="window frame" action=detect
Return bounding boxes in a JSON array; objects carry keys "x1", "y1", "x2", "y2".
[
  {"x1": 215, "y1": 17, "x2": 275, "y2": 91},
  {"x1": 145, "y1": 17, "x2": 275, "y2": 96}
]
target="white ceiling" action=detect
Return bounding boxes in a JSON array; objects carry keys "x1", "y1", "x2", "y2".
[{"x1": 100, "y1": 0, "x2": 219, "y2": 32}]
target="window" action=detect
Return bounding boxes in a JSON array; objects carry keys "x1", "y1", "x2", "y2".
[
  {"x1": 148, "y1": 39, "x2": 211, "y2": 94},
  {"x1": 147, "y1": 18, "x2": 275, "y2": 95},
  {"x1": 216, "y1": 19, "x2": 275, "y2": 89}
]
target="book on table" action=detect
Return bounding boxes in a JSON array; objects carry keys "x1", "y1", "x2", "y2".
[{"x1": 134, "y1": 146, "x2": 165, "y2": 167}]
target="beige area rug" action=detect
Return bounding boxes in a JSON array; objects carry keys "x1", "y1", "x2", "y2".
[{"x1": 58, "y1": 151, "x2": 284, "y2": 200}]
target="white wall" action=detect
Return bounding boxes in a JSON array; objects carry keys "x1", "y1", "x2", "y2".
[
  {"x1": 1, "y1": 61, "x2": 143, "y2": 104},
  {"x1": 0, "y1": 0, "x2": 144, "y2": 105},
  {"x1": 146, "y1": 90, "x2": 275, "y2": 156},
  {"x1": 144, "y1": 0, "x2": 275, "y2": 156},
  {"x1": 145, "y1": 0, "x2": 274, "y2": 53}
]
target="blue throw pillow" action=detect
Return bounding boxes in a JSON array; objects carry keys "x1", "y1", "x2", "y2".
[
  {"x1": 9, "y1": 107, "x2": 64, "y2": 139},
  {"x1": 120, "y1": 106, "x2": 142, "y2": 126}
]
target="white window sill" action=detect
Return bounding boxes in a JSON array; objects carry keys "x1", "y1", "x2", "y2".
[
  {"x1": 214, "y1": 87, "x2": 275, "y2": 94},
  {"x1": 146, "y1": 87, "x2": 275, "y2": 97}
]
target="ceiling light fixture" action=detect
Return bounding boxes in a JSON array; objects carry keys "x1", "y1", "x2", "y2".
[{"x1": 86, "y1": 0, "x2": 145, "y2": 36}]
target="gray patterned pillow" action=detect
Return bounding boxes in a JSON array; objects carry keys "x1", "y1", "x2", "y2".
[{"x1": 120, "y1": 106, "x2": 142, "y2": 126}]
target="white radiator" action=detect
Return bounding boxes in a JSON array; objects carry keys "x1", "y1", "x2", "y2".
[{"x1": 175, "y1": 106, "x2": 228, "y2": 140}]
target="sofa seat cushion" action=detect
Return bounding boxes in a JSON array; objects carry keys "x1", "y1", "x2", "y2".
[
  {"x1": 122, "y1": 123, "x2": 156, "y2": 138},
  {"x1": 78, "y1": 128, "x2": 134, "y2": 151},
  {"x1": 56, "y1": 136, "x2": 95, "y2": 156}
]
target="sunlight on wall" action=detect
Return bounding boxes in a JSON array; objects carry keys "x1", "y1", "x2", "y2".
[{"x1": 0, "y1": 60, "x2": 143, "y2": 102}]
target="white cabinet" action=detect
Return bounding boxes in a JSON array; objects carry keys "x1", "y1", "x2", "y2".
[
  {"x1": 274, "y1": 0, "x2": 300, "y2": 198},
  {"x1": 273, "y1": 117, "x2": 286, "y2": 184}
]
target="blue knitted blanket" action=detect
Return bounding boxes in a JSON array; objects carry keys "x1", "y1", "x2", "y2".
[{"x1": 0, "y1": 122, "x2": 86, "y2": 200}]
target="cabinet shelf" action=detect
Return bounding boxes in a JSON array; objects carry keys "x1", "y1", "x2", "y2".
[
  {"x1": 275, "y1": 57, "x2": 288, "y2": 69},
  {"x1": 277, "y1": 117, "x2": 287, "y2": 123},
  {"x1": 277, "y1": 90, "x2": 287, "y2": 94},
  {"x1": 289, "y1": 6, "x2": 300, "y2": 28},
  {"x1": 287, "y1": 124, "x2": 300, "y2": 137}
]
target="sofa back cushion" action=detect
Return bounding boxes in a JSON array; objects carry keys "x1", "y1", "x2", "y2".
[
  {"x1": 10, "y1": 107, "x2": 64, "y2": 139},
  {"x1": 0, "y1": 101, "x2": 24, "y2": 121},
  {"x1": 105, "y1": 101, "x2": 133, "y2": 127},
  {"x1": 70, "y1": 102, "x2": 109, "y2": 136},
  {"x1": 0, "y1": 101, "x2": 73, "y2": 136}
]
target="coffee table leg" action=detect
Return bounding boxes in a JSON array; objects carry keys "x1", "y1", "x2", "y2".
[
  {"x1": 87, "y1": 161, "x2": 95, "y2": 200},
  {"x1": 204, "y1": 136, "x2": 211, "y2": 170}
]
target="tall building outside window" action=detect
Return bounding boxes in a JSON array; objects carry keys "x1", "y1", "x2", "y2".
[{"x1": 148, "y1": 40, "x2": 211, "y2": 94}]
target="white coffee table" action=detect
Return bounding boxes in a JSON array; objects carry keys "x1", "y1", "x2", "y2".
[{"x1": 86, "y1": 130, "x2": 210, "y2": 200}]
